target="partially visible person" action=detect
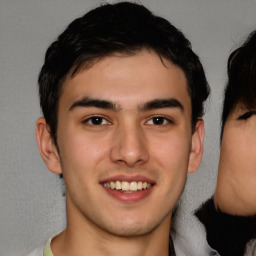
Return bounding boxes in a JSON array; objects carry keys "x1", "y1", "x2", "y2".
[{"x1": 196, "y1": 30, "x2": 256, "y2": 256}]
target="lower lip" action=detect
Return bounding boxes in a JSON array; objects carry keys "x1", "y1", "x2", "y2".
[{"x1": 102, "y1": 186, "x2": 154, "y2": 203}]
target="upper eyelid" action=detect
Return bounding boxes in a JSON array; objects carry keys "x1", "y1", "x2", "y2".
[
  {"x1": 146, "y1": 115, "x2": 174, "y2": 123},
  {"x1": 83, "y1": 115, "x2": 110, "y2": 123},
  {"x1": 237, "y1": 111, "x2": 256, "y2": 120},
  {"x1": 81, "y1": 114, "x2": 174, "y2": 123},
  {"x1": 150, "y1": 115, "x2": 174, "y2": 120}
]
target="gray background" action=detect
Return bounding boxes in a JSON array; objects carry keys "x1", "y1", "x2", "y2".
[{"x1": 1, "y1": 0, "x2": 256, "y2": 255}]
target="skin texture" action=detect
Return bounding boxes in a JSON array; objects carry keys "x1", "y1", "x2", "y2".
[
  {"x1": 36, "y1": 50, "x2": 204, "y2": 256},
  {"x1": 215, "y1": 106, "x2": 256, "y2": 216}
]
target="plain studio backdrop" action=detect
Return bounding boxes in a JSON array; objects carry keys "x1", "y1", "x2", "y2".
[{"x1": 1, "y1": 0, "x2": 256, "y2": 255}]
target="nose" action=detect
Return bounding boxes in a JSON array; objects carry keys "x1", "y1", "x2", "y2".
[{"x1": 110, "y1": 123, "x2": 149, "y2": 167}]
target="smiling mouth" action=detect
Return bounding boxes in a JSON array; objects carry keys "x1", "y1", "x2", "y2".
[{"x1": 102, "y1": 181, "x2": 153, "y2": 193}]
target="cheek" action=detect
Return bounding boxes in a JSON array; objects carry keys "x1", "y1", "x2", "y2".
[
  {"x1": 237, "y1": 135, "x2": 256, "y2": 166},
  {"x1": 58, "y1": 128, "x2": 109, "y2": 177},
  {"x1": 150, "y1": 132, "x2": 191, "y2": 172},
  {"x1": 221, "y1": 127, "x2": 256, "y2": 169},
  {"x1": 151, "y1": 135, "x2": 190, "y2": 206},
  {"x1": 58, "y1": 134, "x2": 108, "y2": 202},
  {"x1": 221, "y1": 132, "x2": 238, "y2": 166}
]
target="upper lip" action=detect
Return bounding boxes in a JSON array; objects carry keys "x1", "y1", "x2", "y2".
[{"x1": 99, "y1": 175, "x2": 156, "y2": 184}]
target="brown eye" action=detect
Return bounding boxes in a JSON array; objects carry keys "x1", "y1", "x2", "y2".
[
  {"x1": 83, "y1": 116, "x2": 110, "y2": 125},
  {"x1": 152, "y1": 117, "x2": 166, "y2": 125},
  {"x1": 146, "y1": 116, "x2": 172, "y2": 125}
]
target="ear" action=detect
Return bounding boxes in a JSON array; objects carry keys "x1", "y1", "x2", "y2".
[
  {"x1": 36, "y1": 117, "x2": 62, "y2": 174},
  {"x1": 188, "y1": 119, "x2": 205, "y2": 174}
]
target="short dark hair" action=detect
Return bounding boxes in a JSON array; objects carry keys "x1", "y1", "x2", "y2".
[
  {"x1": 221, "y1": 30, "x2": 256, "y2": 139},
  {"x1": 38, "y1": 1, "x2": 210, "y2": 144}
]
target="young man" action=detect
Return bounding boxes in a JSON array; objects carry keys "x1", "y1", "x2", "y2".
[
  {"x1": 196, "y1": 31, "x2": 256, "y2": 256},
  {"x1": 29, "y1": 2, "x2": 209, "y2": 256}
]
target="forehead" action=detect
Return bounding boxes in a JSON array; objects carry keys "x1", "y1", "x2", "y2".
[{"x1": 60, "y1": 50, "x2": 191, "y2": 112}]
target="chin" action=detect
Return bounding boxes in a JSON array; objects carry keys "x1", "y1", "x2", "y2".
[
  {"x1": 101, "y1": 217, "x2": 163, "y2": 237},
  {"x1": 106, "y1": 226, "x2": 155, "y2": 237}
]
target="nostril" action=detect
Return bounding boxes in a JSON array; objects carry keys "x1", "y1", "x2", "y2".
[{"x1": 110, "y1": 132, "x2": 149, "y2": 166}]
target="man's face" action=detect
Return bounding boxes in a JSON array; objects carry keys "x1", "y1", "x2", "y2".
[{"x1": 40, "y1": 50, "x2": 203, "y2": 237}]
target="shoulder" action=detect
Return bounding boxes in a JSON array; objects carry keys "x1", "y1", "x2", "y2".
[
  {"x1": 244, "y1": 239, "x2": 256, "y2": 256},
  {"x1": 171, "y1": 203, "x2": 218, "y2": 256},
  {"x1": 195, "y1": 197, "x2": 256, "y2": 256}
]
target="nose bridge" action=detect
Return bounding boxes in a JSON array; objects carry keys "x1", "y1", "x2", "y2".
[{"x1": 110, "y1": 119, "x2": 149, "y2": 166}]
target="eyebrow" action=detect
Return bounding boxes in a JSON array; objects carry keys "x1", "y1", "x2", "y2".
[
  {"x1": 69, "y1": 97, "x2": 184, "y2": 112},
  {"x1": 69, "y1": 97, "x2": 121, "y2": 111},
  {"x1": 139, "y1": 98, "x2": 184, "y2": 112}
]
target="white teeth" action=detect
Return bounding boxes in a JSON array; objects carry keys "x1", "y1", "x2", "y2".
[
  {"x1": 102, "y1": 180, "x2": 152, "y2": 192},
  {"x1": 142, "y1": 182, "x2": 147, "y2": 189},
  {"x1": 129, "y1": 182, "x2": 137, "y2": 191},
  {"x1": 137, "y1": 181, "x2": 142, "y2": 190},
  {"x1": 121, "y1": 181, "x2": 130, "y2": 191},
  {"x1": 110, "y1": 181, "x2": 115, "y2": 189},
  {"x1": 116, "y1": 181, "x2": 122, "y2": 190}
]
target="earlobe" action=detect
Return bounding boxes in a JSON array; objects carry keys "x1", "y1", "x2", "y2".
[
  {"x1": 36, "y1": 117, "x2": 62, "y2": 174},
  {"x1": 188, "y1": 119, "x2": 205, "y2": 174}
]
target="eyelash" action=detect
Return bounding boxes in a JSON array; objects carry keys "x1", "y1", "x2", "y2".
[
  {"x1": 237, "y1": 111, "x2": 256, "y2": 120},
  {"x1": 146, "y1": 116, "x2": 173, "y2": 125},
  {"x1": 82, "y1": 115, "x2": 173, "y2": 126},
  {"x1": 82, "y1": 116, "x2": 110, "y2": 126}
]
